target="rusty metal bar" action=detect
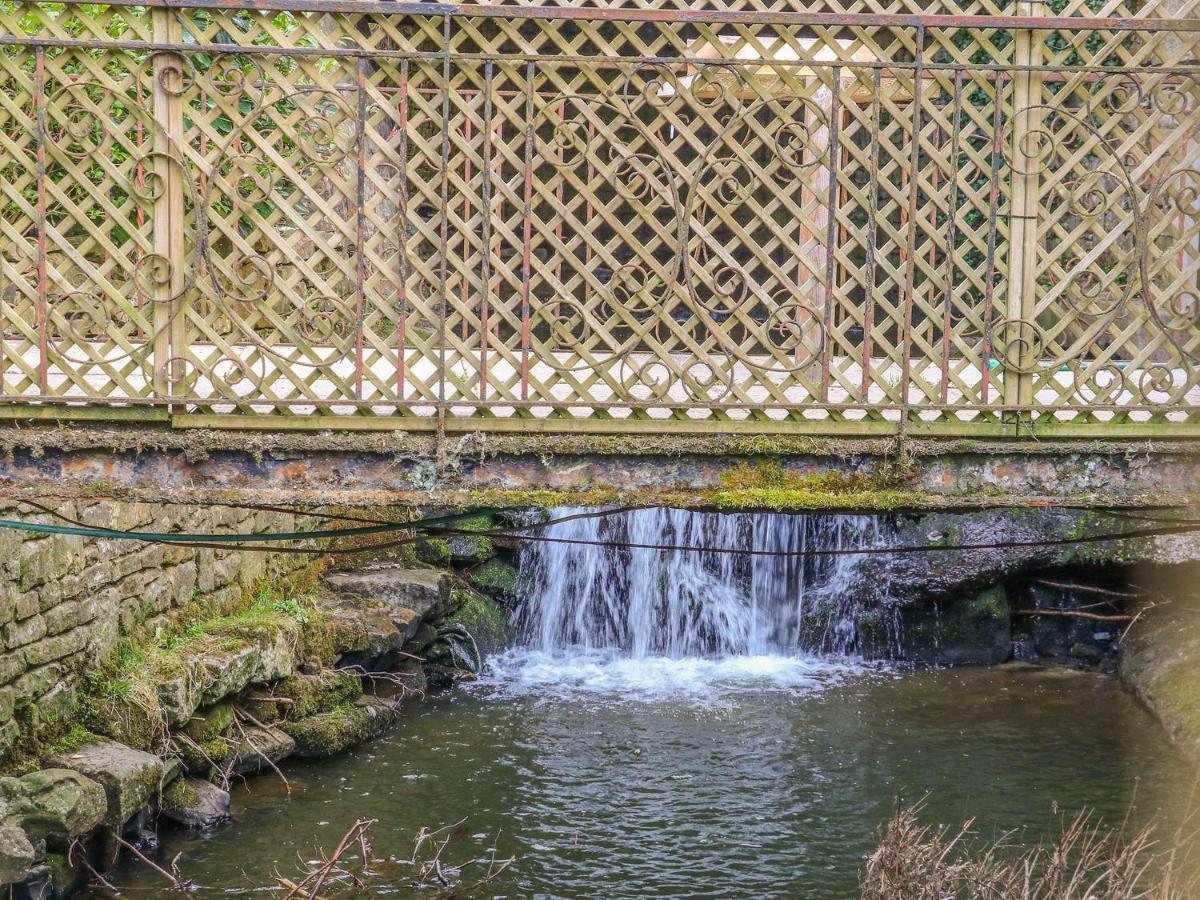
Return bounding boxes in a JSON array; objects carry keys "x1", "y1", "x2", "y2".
[
  {"x1": 2, "y1": 2, "x2": 1195, "y2": 433},
  {"x1": 982, "y1": 71, "x2": 1008, "y2": 406},
  {"x1": 480, "y1": 59, "x2": 495, "y2": 403},
  {"x1": 899, "y1": 29, "x2": 925, "y2": 427},
  {"x1": 520, "y1": 59, "x2": 536, "y2": 403},
  {"x1": 939, "y1": 67, "x2": 964, "y2": 406},
  {"x1": 397, "y1": 59, "x2": 411, "y2": 401},
  {"x1": 33, "y1": 0, "x2": 1200, "y2": 33},
  {"x1": 355, "y1": 57, "x2": 367, "y2": 400},
  {"x1": 6, "y1": 32, "x2": 1200, "y2": 79},
  {"x1": 438, "y1": 15, "x2": 452, "y2": 430},
  {"x1": 33, "y1": 47, "x2": 48, "y2": 395},
  {"x1": 821, "y1": 75, "x2": 842, "y2": 405},
  {"x1": 861, "y1": 68, "x2": 884, "y2": 402}
]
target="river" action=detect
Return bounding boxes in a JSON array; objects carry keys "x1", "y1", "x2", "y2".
[
  {"x1": 92, "y1": 508, "x2": 1191, "y2": 897},
  {"x1": 95, "y1": 658, "x2": 1187, "y2": 898}
]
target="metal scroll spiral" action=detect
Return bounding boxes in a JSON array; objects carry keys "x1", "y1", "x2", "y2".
[
  {"x1": 532, "y1": 65, "x2": 830, "y2": 399},
  {"x1": 151, "y1": 54, "x2": 359, "y2": 389},
  {"x1": 1008, "y1": 75, "x2": 1200, "y2": 385}
]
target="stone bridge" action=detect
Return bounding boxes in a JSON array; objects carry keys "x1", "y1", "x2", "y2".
[{"x1": 1, "y1": 0, "x2": 1200, "y2": 508}]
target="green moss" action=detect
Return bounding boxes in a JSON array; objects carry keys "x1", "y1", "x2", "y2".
[
  {"x1": 181, "y1": 701, "x2": 234, "y2": 743},
  {"x1": 414, "y1": 537, "x2": 452, "y2": 566},
  {"x1": 445, "y1": 588, "x2": 511, "y2": 655},
  {"x1": 452, "y1": 461, "x2": 929, "y2": 513},
  {"x1": 279, "y1": 700, "x2": 397, "y2": 758},
  {"x1": 467, "y1": 557, "x2": 519, "y2": 601},
  {"x1": 0, "y1": 725, "x2": 103, "y2": 777},
  {"x1": 174, "y1": 735, "x2": 233, "y2": 773},
  {"x1": 705, "y1": 486, "x2": 924, "y2": 511},
  {"x1": 161, "y1": 777, "x2": 200, "y2": 812},
  {"x1": 461, "y1": 488, "x2": 624, "y2": 510},
  {"x1": 269, "y1": 672, "x2": 362, "y2": 721}
]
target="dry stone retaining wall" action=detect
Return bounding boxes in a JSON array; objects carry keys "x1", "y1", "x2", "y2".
[{"x1": 0, "y1": 500, "x2": 313, "y2": 761}]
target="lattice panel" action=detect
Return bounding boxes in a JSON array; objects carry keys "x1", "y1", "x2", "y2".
[
  {"x1": 0, "y1": 1, "x2": 1197, "y2": 431},
  {"x1": 0, "y1": 2, "x2": 160, "y2": 402}
]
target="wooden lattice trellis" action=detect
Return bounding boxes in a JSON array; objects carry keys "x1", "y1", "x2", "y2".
[{"x1": 1, "y1": 0, "x2": 1199, "y2": 435}]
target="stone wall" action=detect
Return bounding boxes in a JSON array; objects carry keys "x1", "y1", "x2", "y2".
[
  {"x1": 1118, "y1": 563, "x2": 1200, "y2": 762},
  {"x1": 0, "y1": 500, "x2": 314, "y2": 762}
]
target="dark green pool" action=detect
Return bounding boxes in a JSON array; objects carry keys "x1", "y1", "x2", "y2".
[{"x1": 93, "y1": 659, "x2": 1189, "y2": 899}]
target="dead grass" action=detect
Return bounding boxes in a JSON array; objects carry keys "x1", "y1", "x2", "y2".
[{"x1": 861, "y1": 799, "x2": 1200, "y2": 900}]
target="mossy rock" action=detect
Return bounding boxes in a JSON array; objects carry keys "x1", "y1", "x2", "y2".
[
  {"x1": 180, "y1": 701, "x2": 234, "y2": 744},
  {"x1": 92, "y1": 694, "x2": 166, "y2": 754},
  {"x1": 443, "y1": 514, "x2": 497, "y2": 564},
  {"x1": 279, "y1": 697, "x2": 399, "y2": 759},
  {"x1": 444, "y1": 589, "x2": 512, "y2": 656},
  {"x1": 901, "y1": 585, "x2": 1012, "y2": 666},
  {"x1": 160, "y1": 776, "x2": 230, "y2": 831},
  {"x1": 466, "y1": 558, "x2": 519, "y2": 603},
  {"x1": 269, "y1": 672, "x2": 363, "y2": 721},
  {"x1": 172, "y1": 735, "x2": 233, "y2": 776},
  {"x1": 414, "y1": 537, "x2": 452, "y2": 566},
  {"x1": 160, "y1": 776, "x2": 199, "y2": 811}
]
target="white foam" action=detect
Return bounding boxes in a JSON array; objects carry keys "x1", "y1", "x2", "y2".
[{"x1": 475, "y1": 647, "x2": 876, "y2": 705}]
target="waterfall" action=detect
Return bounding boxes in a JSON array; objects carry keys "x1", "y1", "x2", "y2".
[{"x1": 515, "y1": 508, "x2": 894, "y2": 660}]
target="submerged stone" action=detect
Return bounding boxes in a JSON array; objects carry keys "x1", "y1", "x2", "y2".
[{"x1": 160, "y1": 777, "x2": 230, "y2": 831}]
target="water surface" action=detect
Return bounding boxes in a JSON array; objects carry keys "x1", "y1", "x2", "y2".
[{"x1": 96, "y1": 659, "x2": 1188, "y2": 899}]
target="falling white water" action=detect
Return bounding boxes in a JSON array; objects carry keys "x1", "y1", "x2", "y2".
[{"x1": 512, "y1": 507, "x2": 893, "y2": 661}]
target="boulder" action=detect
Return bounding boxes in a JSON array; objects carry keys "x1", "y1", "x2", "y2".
[
  {"x1": 322, "y1": 567, "x2": 451, "y2": 621},
  {"x1": 0, "y1": 824, "x2": 34, "y2": 885},
  {"x1": 256, "y1": 629, "x2": 296, "y2": 682},
  {"x1": 156, "y1": 658, "x2": 206, "y2": 727},
  {"x1": 443, "y1": 515, "x2": 497, "y2": 564},
  {"x1": 160, "y1": 778, "x2": 230, "y2": 831},
  {"x1": 47, "y1": 741, "x2": 164, "y2": 827},
  {"x1": 443, "y1": 588, "x2": 512, "y2": 656},
  {"x1": 280, "y1": 697, "x2": 399, "y2": 759},
  {"x1": 1, "y1": 769, "x2": 106, "y2": 849},
  {"x1": 199, "y1": 644, "x2": 263, "y2": 706},
  {"x1": 316, "y1": 568, "x2": 451, "y2": 669}
]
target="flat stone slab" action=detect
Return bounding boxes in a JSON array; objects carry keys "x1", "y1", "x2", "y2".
[
  {"x1": 224, "y1": 725, "x2": 295, "y2": 778},
  {"x1": 322, "y1": 568, "x2": 450, "y2": 621},
  {"x1": 0, "y1": 769, "x2": 107, "y2": 849},
  {"x1": 317, "y1": 567, "x2": 451, "y2": 668},
  {"x1": 48, "y1": 741, "x2": 164, "y2": 827},
  {"x1": 279, "y1": 696, "x2": 399, "y2": 759}
]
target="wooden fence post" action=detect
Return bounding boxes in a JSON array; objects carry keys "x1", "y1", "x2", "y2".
[
  {"x1": 151, "y1": 8, "x2": 185, "y2": 404},
  {"x1": 1004, "y1": 0, "x2": 1046, "y2": 423}
]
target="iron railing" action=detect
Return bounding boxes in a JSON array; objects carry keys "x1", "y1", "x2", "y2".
[{"x1": 1, "y1": 0, "x2": 1199, "y2": 436}]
